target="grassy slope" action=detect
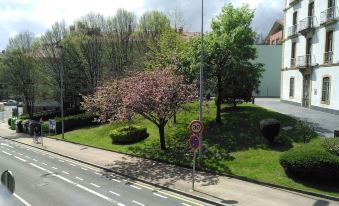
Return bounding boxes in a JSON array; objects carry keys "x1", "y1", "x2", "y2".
[{"x1": 52, "y1": 102, "x2": 339, "y2": 197}]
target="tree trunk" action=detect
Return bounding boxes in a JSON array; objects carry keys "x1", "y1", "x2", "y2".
[
  {"x1": 216, "y1": 73, "x2": 222, "y2": 124},
  {"x1": 158, "y1": 123, "x2": 166, "y2": 150}
]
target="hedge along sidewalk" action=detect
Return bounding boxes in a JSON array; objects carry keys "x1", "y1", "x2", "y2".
[{"x1": 1, "y1": 133, "x2": 338, "y2": 205}]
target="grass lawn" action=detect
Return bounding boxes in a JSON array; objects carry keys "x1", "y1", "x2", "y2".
[{"x1": 52, "y1": 101, "x2": 339, "y2": 197}]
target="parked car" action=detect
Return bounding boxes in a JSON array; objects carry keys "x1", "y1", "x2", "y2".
[{"x1": 4, "y1": 100, "x2": 17, "y2": 106}]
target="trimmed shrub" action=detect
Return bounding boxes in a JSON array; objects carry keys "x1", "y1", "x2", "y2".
[
  {"x1": 7, "y1": 118, "x2": 12, "y2": 126},
  {"x1": 323, "y1": 138, "x2": 339, "y2": 156},
  {"x1": 110, "y1": 126, "x2": 149, "y2": 145},
  {"x1": 280, "y1": 145, "x2": 339, "y2": 183},
  {"x1": 259, "y1": 118, "x2": 280, "y2": 143}
]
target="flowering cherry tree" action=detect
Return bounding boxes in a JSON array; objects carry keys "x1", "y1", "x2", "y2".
[{"x1": 83, "y1": 69, "x2": 196, "y2": 150}]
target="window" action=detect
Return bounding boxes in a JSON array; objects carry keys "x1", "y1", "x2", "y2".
[
  {"x1": 325, "y1": 31, "x2": 334, "y2": 64},
  {"x1": 289, "y1": 78, "x2": 295, "y2": 97},
  {"x1": 329, "y1": 0, "x2": 335, "y2": 8},
  {"x1": 291, "y1": 42, "x2": 296, "y2": 67},
  {"x1": 322, "y1": 77, "x2": 330, "y2": 103}
]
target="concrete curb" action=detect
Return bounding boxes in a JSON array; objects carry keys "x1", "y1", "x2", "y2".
[
  {"x1": 46, "y1": 136, "x2": 339, "y2": 202},
  {"x1": 2, "y1": 136, "x2": 228, "y2": 206}
]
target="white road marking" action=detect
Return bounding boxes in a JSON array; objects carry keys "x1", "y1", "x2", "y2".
[
  {"x1": 2, "y1": 151, "x2": 12, "y2": 155},
  {"x1": 182, "y1": 203, "x2": 192, "y2": 206},
  {"x1": 12, "y1": 150, "x2": 15, "y2": 153},
  {"x1": 42, "y1": 163, "x2": 47, "y2": 166},
  {"x1": 52, "y1": 167, "x2": 58, "y2": 170},
  {"x1": 29, "y1": 163, "x2": 121, "y2": 205},
  {"x1": 18, "y1": 153, "x2": 23, "y2": 156},
  {"x1": 109, "y1": 191, "x2": 120, "y2": 196},
  {"x1": 130, "y1": 185, "x2": 142, "y2": 190},
  {"x1": 132, "y1": 200, "x2": 145, "y2": 206},
  {"x1": 112, "y1": 179, "x2": 121, "y2": 183},
  {"x1": 95, "y1": 172, "x2": 101, "y2": 176},
  {"x1": 69, "y1": 163, "x2": 76, "y2": 166},
  {"x1": 58, "y1": 159, "x2": 65, "y2": 163},
  {"x1": 90, "y1": 183, "x2": 100, "y2": 188},
  {"x1": 13, "y1": 193, "x2": 31, "y2": 206},
  {"x1": 14, "y1": 156, "x2": 26, "y2": 162},
  {"x1": 33, "y1": 159, "x2": 38, "y2": 162},
  {"x1": 25, "y1": 155, "x2": 30, "y2": 159},
  {"x1": 49, "y1": 156, "x2": 54, "y2": 159},
  {"x1": 81, "y1": 167, "x2": 88, "y2": 171},
  {"x1": 153, "y1": 193, "x2": 168, "y2": 199},
  {"x1": 1, "y1": 143, "x2": 14, "y2": 148},
  {"x1": 75, "y1": 176, "x2": 83, "y2": 181},
  {"x1": 62, "y1": 171, "x2": 69, "y2": 175}
]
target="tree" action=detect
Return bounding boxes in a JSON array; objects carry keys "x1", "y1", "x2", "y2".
[
  {"x1": 144, "y1": 29, "x2": 184, "y2": 70},
  {"x1": 2, "y1": 31, "x2": 37, "y2": 117},
  {"x1": 82, "y1": 69, "x2": 196, "y2": 150},
  {"x1": 182, "y1": 4, "x2": 264, "y2": 124},
  {"x1": 137, "y1": 11, "x2": 171, "y2": 40}
]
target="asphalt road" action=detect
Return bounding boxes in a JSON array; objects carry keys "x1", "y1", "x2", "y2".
[
  {"x1": 0, "y1": 105, "x2": 23, "y2": 122},
  {"x1": 0, "y1": 138, "x2": 211, "y2": 206}
]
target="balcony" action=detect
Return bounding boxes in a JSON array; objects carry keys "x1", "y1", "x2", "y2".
[
  {"x1": 297, "y1": 54, "x2": 315, "y2": 71},
  {"x1": 320, "y1": 7, "x2": 339, "y2": 25},
  {"x1": 289, "y1": 0, "x2": 300, "y2": 6},
  {"x1": 324, "y1": 51, "x2": 334, "y2": 64},
  {"x1": 290, "y1": 58, "x2": 296, "y2": 68},
  {"x1": 298, "y1": 17, "x2": 316, "y2": 36},
  {"x1": 287, "y1": 25, "x2": 298, "y2": 38}
]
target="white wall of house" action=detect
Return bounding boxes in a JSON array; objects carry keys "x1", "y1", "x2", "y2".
[
  {"x1": 282, "y1": 0, "x2": 339, "y2": 113},
  {"x1": 253, "y1": 45, "x2": 282, "y2": 97}
]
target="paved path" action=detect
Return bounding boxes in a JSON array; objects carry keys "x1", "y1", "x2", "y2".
[
  {"x1": 255, "y1": 98, "x2": 339, "y2": 137},
  {"x1": 0, "y1": 123, "x2": 338, "y2": 206}
]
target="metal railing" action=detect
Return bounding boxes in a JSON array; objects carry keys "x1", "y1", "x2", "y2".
[
  {"x1": 320, "y1": 6, "x2": 339, "y2": 24},
  {"x1": 324, "y1": 51, "x2": 334, "y2": 64},
  {"x1": 287, "y1": 24, "x2": 298, "y2": 37},
  {"x1": 290, "y1": 58, "x2": 296, "y2": 68},
  {"x1": 296, "y1": 54, "x2": 314, "y2": 67},
  {"x1": 298, "y1": 16, "x2": 316, "y2": 33}
]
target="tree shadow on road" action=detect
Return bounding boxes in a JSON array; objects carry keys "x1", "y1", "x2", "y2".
[{"x1": 105, "y1": 156, "x2": 220, "y2": 188}]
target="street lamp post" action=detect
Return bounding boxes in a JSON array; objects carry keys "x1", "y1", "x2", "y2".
[
  {"x1": 54, "y1": 45, "x2": 65, "y2": 139},
  {"x1": 198, "y1": 0, "x2": 204, "y2": 167}
]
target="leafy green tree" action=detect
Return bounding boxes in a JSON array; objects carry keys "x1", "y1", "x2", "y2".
[
  {"x1": 137, "y1": 10, "x2": 171, "y2": 40},
  {"x1": 2, "y1": 31, "x2": 37, "y2": 117}
]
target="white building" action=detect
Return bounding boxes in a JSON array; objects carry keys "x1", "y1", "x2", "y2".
[{"x1": 282, "y1": 0, "x2": 339, "y2": 115}]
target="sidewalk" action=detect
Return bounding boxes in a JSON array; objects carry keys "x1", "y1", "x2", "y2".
[
  {"x1": 255, "y1": 98, "x2": 339, "y2": 137},
  {"x1": 0, "y1": 123, "x2": 338, "y2": 206}
]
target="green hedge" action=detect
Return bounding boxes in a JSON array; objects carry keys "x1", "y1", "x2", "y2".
[
  {"x1": 280, "y1": 144, "x2": 339, "y2": 183},
  {"x1": 110, "y1": 126, "x2": 149, "y2": 144},
  {"x1": 19, "y1": 109, "x2": 84, "y2": 121},
  {"x1": 54, "y1": 113, "x2": 97, "y2": 134}
]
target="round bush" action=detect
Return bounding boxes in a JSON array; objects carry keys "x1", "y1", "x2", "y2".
[
  {"x1": 259, "y1": 118, "x2": 280, "y2": 143},
  {"x1": 110, "y1": 126, "x2": 149, "y2": 145},
  {"x1": 280, "y1": 145, "x2": 339, "y2": 182}
]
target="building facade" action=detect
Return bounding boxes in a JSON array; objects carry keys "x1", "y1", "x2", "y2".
[
  {"x1": 265, "y1": 20, "x2": 284, "y2": 45},
  {"x1": 282, "y1": 0, "x2": 339, "y2": 114},
  {"x1": 254, "y1": 45, "x2": 282, "y2": 97}
]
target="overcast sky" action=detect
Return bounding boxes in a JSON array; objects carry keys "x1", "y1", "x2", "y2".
[{"x1": 0, "y1": 0, "x2": 283, "y2": 50}]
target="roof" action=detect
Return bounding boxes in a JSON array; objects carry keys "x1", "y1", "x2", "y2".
[{"x1": 265, "y1": 20, "x2": 284, "y2": 40}]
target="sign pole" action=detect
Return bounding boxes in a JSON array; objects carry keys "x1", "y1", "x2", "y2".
[
  {"x1": 192, "y1": 150, "x2": 196, "y2": 190},
  {"x1": 198, "y1": 0, "x2": 204, "y2": 168}
]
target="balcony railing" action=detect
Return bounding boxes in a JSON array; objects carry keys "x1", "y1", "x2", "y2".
[
  {"x1": 287, "y1": 24, "x2": 298, "y2": 38},
  {"x1": 296, "y1": 54, "x2": 315, "y2": 68},
  {"x1": 324, "y1": 51, "x2": 334, "y2": 64},
  {"x1": 290, "y1": 58, "x2": 296, "y2": 68},
  {"x1": 320, "y1": 6, "x2": 339, "y2": 24},
  {"x1": 298, "y1": 16, "x2": 316, "y2": 34},
  {"x1": 289, "y1": 0, "x2": 300, "y2": 6}
]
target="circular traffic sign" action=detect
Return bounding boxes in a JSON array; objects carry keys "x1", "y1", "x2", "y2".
[
  {"x1": 189, "y1": 120, "x2": 203, "y2": 134},
  {"x1": 189, "y1": 134, "x2": 200, "y2": 150}
]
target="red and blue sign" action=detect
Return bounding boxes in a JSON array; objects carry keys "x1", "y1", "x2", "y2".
[{"x1": 189, "y1": 134, "x2": 200, "y2": 150}]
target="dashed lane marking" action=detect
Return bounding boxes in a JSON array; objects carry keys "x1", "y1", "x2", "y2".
[
  {"x1": 14, "y1": 156, "x2": 26, "y2": 162},
  {"x1": 153, "y1": 193, "x2": 168, "y2": 199},
  {"x1": 81, "y1": 167, "x2": 88, "y2": 171},
  {"x1": 95, "y1": 172, "x2": 101, "y2": 176},
  {"x1": 75, "y1": 177, "x2": 83, "y2": 181},
  {"x1": 33, "y1": 159, "x2": 38, "y2": 162},
  {"x1": 42, "y1": 163, "x2": 47, "y2": 166},
  {"x1": 182, "y1": 203, "x2": 192, "y2": 206},
  {"x1": 13, "y1": 193, "x2": 31, "y2": 206},
  {"x1": 62, "y1": 171, "x2": 69, "y2": 175},
  {"x1": 2, "y1": 151, "x2": 12, "y2": 155},
  {"x1": 112, "y1": 179, "x2": 121, "y2": 183},
  {"x1": 90, "y1": 183, "x2": 100, "y2": 188},
  {"x1": 109, "y1": 191, "x2": 120, "y2": 196},
  {"x1": 58, "y1": 159, "x2": 65, "y2": 163},
  {"x1": 52, "y1": 167, "x2": 58, "y2": 170},
  {"x1": 132, "y1": 200, "x2": 145, "y2": 206},
  {"x1": 25, "y1": 155, "x2": 30, "y2": 159},
  {"x1": 130, "y1": 185, "x2": 142, "y2": 190}
]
